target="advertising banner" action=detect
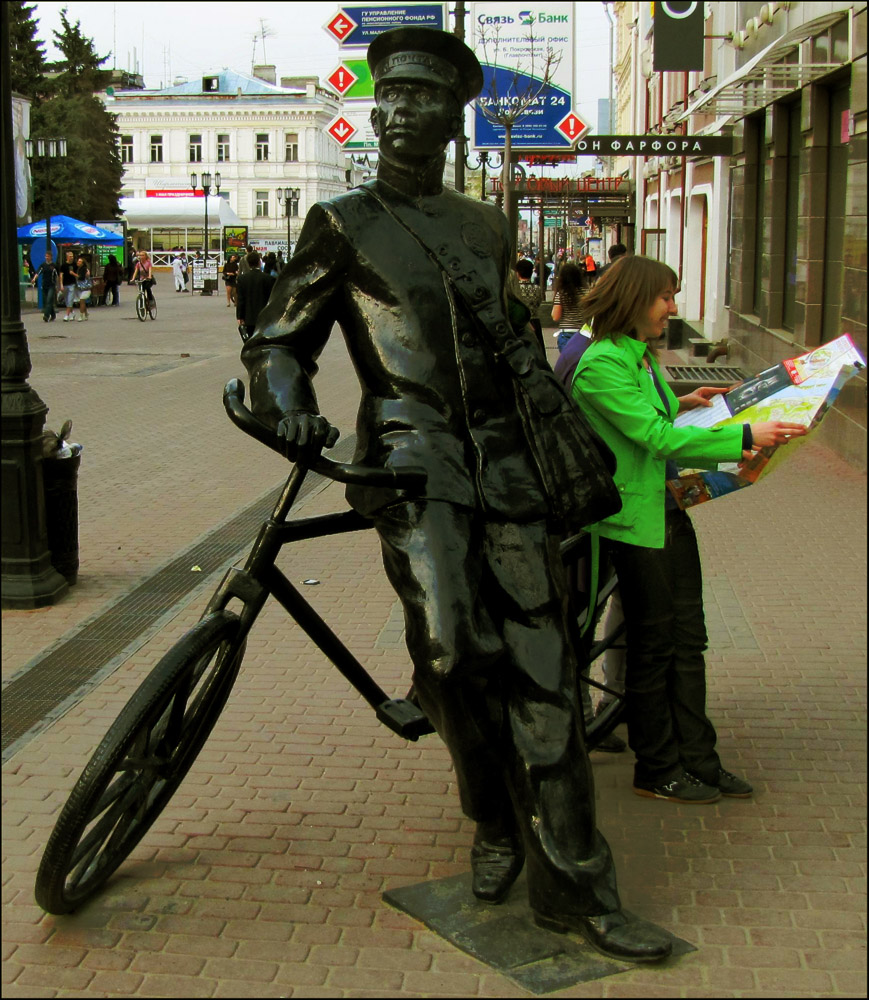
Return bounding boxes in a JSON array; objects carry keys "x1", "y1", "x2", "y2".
[{"x1": 470, "y1": 2, "x2": 575, "y2": 151}]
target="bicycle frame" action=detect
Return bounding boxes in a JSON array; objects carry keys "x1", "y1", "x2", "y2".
[{"x1": 202, "y1": 461, "x2": 432, "y2": 740}]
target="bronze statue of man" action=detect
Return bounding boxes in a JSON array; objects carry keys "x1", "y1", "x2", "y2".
[{"x1": 241, "y1": 27, "x2": 670, "y2": 963}]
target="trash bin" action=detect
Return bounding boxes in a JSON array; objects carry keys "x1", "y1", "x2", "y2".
[{"x1": 43, "y1": 452, "x2": 81, "y2": 585}]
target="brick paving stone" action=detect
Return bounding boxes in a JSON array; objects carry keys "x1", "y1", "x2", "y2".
[{"x1": 3, "y1": 298, "x2": 865, "y2": 998}]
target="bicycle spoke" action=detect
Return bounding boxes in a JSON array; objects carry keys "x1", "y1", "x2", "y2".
[{"x1": 67, "y1": 775, "x2": 150, "y2": 883}]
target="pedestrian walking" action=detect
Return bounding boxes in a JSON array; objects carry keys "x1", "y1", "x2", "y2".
[
  {"x1": 60, "y1": 250, "x2": 78, "y2": 322},
  {"x1": 172, "y1": 253, "x2": 186, "y2": 292},
  {"x1": 102, "y1": 254, "x2": 122, "y2": 305},
  {"x1": 551, "y1": 261, "x2": 586, "y2": 351},
  {"x1": 223, "y1": 254, "x2": 239, "y2": 307},
  {"x1": 30, "y1": 251, "x2": 60, "y2": 322},
  {"x1": 235, "y1": 250, "x2": 274, "y2": 341},
  {"x1": 74, "y1": 255, "x2": 91, "y2": 321}
]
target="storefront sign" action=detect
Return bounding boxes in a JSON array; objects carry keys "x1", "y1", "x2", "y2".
[
  {"x1": 146, "y1": 189, "x2": 204, "y2": 198},
  {"x1": 574, "y1": 134, "x2": 733, "y2": 156},
  {"x1": 654, "y1": 1, "x2": 704, "y2": 72}
]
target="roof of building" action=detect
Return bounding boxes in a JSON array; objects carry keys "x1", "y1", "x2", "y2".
[{"x1": 144, "y1": 69, "x2": 303, "y2": 97}]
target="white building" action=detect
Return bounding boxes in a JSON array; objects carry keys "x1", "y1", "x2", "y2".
[{"x1": 105, "y1": 68, "x2": 360, "y2": 261}]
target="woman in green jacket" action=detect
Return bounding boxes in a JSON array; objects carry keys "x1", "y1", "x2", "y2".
[{"x1": 572, "y1": 256, "x2": 806, "y2": 804}]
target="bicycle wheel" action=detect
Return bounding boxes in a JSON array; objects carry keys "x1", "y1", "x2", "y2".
[
  {"x1": 135, "y1": 294, "x2": 146, "y2": 321},
  {"x1": 562, "y1": 533, "x2": 627, "y2": 751},
  {"x1": 35, "y1": 611, "x2": 245, "y2": 914},
  {"x1": 148, "y1": 298, "x2": 157, "y2": 320}
]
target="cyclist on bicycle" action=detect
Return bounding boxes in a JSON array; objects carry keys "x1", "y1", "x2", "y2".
[{"x1": 129, "y1": 250, "x2": 156, "y2": 304}]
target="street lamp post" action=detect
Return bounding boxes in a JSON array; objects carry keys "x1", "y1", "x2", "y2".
[
  {"x1": 276, "y1": 187, "x2": 300, "y2": 257},
  {"x1": 463, "y1": 147, "x2": 503, "y2": 201},
  {"x1": 25, "y1": 137, "x2": 68, "y2": 266},
  {"x1": 1, "y1": 4, "x2": 68, "y2": 607},
  {"x1": 190, "y1": 170, "x2": 221, "y2": 294}
]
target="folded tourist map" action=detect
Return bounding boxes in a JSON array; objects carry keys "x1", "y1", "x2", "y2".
[{"x1": 666, "y1": 334, "x2": 865, "y2": 509}]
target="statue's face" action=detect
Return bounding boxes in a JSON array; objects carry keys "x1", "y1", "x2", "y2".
[{"x1": 372, "y1": 80, "x2": 459, "y2": 163}]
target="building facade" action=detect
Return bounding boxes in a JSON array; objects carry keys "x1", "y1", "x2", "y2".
[
  {"x1": 106, "y1": 68, "x2": 356, "y2": 260},
  {"x1": 611, "y1": 1, "x2": 866, "y2": 467}
]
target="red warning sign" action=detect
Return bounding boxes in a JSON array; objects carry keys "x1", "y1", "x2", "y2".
[
  {"x1": 325, "y1": 11, "x2": 358, "y2": 42},
  {"x1": 555, "y1": 112, "x2": 591, "y2": 144},
  {"x1": 326, "y1": 115, "x2": 358, "y2": 147},
  {"x1": 326, "y1": 63, "x2": 359, "y2": 96}
]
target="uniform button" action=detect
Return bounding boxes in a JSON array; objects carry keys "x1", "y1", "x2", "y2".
[
  {"x1": 473, "y1": 409, "x2": 486, "y2": 423},
  {"x1": 437, "y1": 245, "x2": 448, "y2": 256},
  {"x1": 462, "y1": 333, "x2": 475, "y2": 347}
]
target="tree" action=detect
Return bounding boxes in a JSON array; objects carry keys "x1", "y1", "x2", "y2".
[
  {"x1": 29, "y1": 8, "x2": 122, "y2": 221},
  {"x1": 45, "y1": 8, "x2": 112, "y2": 97},
  {"x1": 475, "y1": 18, "x2": 561, "y2": 254},
  {"x1": 8, "y1": 0, "x2": 48, "y2": 102}
]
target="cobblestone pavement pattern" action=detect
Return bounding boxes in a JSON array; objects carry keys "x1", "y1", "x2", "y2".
[{"x1": 2, "y1": 289, "x2": 866, "y2": 997}]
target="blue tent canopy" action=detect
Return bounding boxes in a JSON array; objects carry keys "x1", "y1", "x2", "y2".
[{"x1": 17, "y1": 215, "x2": 123, "y2": 245}]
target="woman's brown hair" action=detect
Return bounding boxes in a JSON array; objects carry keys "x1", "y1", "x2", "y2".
[
  {"x1": 579, "y1": 255, "x2": 678, "y2": 343},
  {"x1": 552, "y1": 261, "x2": 585, "y2": 314}
]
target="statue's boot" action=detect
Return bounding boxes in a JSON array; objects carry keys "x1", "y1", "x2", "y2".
[
  {"x1": 533, "y1": 906, "x2": 673, "y2": 963},
  {"x1": 470, "y1": 817, "x2": 525, "y2": 904}
]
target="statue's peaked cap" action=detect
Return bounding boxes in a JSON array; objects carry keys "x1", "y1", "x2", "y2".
[{"x1": 367, "y1": 27, "x2": 484, "y2": 107}]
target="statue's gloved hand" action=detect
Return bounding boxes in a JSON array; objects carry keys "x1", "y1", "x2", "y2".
[{"x1": 276, "y1": 411, "x2": 340, "y2": 464}]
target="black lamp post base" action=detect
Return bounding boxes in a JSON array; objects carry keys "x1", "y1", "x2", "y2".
[{"x1": 1, "y1": 564, "x2": 69, "y2": 609}]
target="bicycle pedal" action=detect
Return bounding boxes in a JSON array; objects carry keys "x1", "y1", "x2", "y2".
[{"x1": 375, "y1": 698, "x2": 435, "y2": 741}]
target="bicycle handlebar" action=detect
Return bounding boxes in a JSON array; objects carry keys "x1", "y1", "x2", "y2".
[{"x1": 223, "y1": 379, "x2": 427, "y2": 491}]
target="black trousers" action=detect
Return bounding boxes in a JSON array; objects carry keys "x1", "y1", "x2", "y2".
[
  {"x1": 605, "y1": 510, "x2": 722, "y2": 786},
  {"x1": 373, "y1": 500, "x2": 620, "y2": 916}
]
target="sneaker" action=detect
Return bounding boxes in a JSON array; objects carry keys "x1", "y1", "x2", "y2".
[
  {"x1": 705, "y1": 768, "x2": 753, "y2": 798},
  {"x1": 634, "y1": 770, "x2": 721, "y2": 804},
  {"x1": 43, "y1": 316, "x2": 49, "y2": 322},
  {"x1": 63, "y1": 315, "x2": 70, "y2": 322},
  {"x1": 77, "y1": 315, "x2": 83, "y2": 321}
]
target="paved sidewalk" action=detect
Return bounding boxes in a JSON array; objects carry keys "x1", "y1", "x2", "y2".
[{"x1": 2, "y1": 290, "x2": 866, "y2": 997}]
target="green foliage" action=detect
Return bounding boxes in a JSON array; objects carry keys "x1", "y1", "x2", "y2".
[
  {"x1": 8, "y1": 0, "x2": 48, "y2": 102},
  {"x1": 46, "y1": 8, "x2": 112, "y2": 97},
  {"x1": 27, "y1": 8, "x2": 122, "y2": 221}
]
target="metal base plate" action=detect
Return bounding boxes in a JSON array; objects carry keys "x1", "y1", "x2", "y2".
[{"x1": 384, "y1": 872, "x2": 695, "y2": 994}]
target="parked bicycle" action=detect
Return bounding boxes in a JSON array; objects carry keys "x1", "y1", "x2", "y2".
[{"x1": 34, "y1": 379, "x2": 625, "y2": 915}]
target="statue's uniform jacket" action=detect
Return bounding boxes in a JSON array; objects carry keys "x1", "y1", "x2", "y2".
[{"x1": 241, "y1": 179, "x2": 549, "y2": 521}]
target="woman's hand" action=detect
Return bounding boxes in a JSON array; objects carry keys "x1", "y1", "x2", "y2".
[
  {"x1": 743, "y1": 421, "x2": 808, "y2": 458},
  {"x1": 677, "y1": 386, "x2": 727, "y2": 412},
  {"x1": 551, "y1": 302, "x2": 562, "y2": 323}
]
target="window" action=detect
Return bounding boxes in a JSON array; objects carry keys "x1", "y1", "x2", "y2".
[
  {"x1": 189, "y1": 134, "x2": 203, "y2": 163},
  {"x1": 150, "y1": 135, "x2": 163, "y2": 163},
  {"x1": 119, "y1": 135, "x2": 133, "y2": 163},
  {"x1": 217, "y1": 134, "x2": 230, "y2": 162},
  {"x1": 751, "y1": 115, "x2": 766, "y2": 316},
  {"x1": 285, "y1": 132, "x2": 299, "y2": 162},
  {"x1": 782, "y1": 101, "x2": 801, "y2": 332},
  {"x1": 255, "y1": 191, "x2": 269, "y2": 217},
  {"x1": 256, "y1": 133, "x2": 269, "y2": 161}
]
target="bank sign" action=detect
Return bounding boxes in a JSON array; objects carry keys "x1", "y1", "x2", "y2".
[{"x1": 471, "y1": 2, "x2": 576, "y2": 151}]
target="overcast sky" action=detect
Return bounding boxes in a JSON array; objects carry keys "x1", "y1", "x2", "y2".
[{"x1": 31, "y1": 1, "x2": 614, "y2": 133}]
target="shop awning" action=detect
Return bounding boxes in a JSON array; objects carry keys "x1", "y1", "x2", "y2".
[
  {"x1": 119, "y1": 197, "x2": 243, "y2": 229},
  {"x1": 668, "y1": 9, "x2": 852, "y2": 127}
]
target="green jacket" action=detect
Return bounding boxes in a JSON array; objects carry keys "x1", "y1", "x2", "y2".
[{"x1": 571, "y1": 335, "x2": 744, "y2": 548}]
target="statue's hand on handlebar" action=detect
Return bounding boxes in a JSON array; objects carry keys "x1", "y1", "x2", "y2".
[{"x1": 276, "y1": 411, "x2": 340, "y2": 463}]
